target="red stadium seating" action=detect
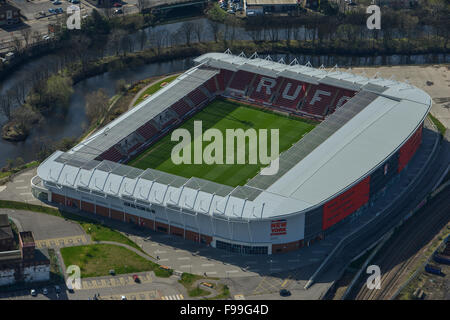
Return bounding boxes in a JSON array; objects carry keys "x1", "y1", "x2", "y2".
[
  {"x1": 228, "y1": 71, "x2": 255, "y2": 91},
  {"x1": 217, "y1": 69, "x2": 233, "y2": 91},
  {"x1": 100, "y1": 146, "x2": 123, "y2": 162},
  {"x1": 137, "y1": 122, "x2": 158, "y2": 140},
  {"x1": 273, "y1": 78, "x2": 308, "y2": 110},
  {"x1": 328, "y1": 89, "x2": 357, "y2": 114},
  {"x1": 301, "y1": 84, "x2": 338, "y2": 117},
  {"x1": 161, "y1": 117, "x2": 177, "y2": 130},
  {"x1": 127, "y1": 142, "x2": 142, "y2": 154},
  {"x1": 170, "y1": 100, "x2": 193, "y2": 118},
  {"x1": 205, "y1": 77, "x2": 218, "y2": 94},
  {"x1": 188, "y1": 88, "x2": 209, "y2": 106},
  {"x1": 250, "y1": 75, "x2": 279, "y2": 103}
]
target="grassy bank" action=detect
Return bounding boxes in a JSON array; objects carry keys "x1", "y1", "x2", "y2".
[
  {"x1": 429, "y1": 113, "x2": 446, "y2": 136},
  {"x1": 178, "y1": 273, "x2": 211, "y2": 297},
  {"x1": 0, "y1": 161, "x2": 39, "y2": 182},
  {"x1": 133, "y1": 75, "x2": 179, "y2": 106},
  {"x1": 60, "y1": 244, "x2": 172, "y2": 278}
]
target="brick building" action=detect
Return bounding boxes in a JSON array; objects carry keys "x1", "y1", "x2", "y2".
[
  {"x1": 0, "y1": 216, "x2": 50, "y2": 286},
  {"x1": 0, "y1": 0, "x2": 21, "y2": 26}
]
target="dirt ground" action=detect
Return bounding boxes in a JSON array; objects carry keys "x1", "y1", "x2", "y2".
[{"x1": 339, "y1": 65, "x2": 450, "y2": 129}]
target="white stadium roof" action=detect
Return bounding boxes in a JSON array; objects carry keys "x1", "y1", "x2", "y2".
[{"x1": 37, "y1": 52, "x2": 432, "y2": 220}]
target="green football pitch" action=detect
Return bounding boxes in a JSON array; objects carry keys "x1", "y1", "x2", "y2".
[{"x1": 128, "y1": 99, "x2": 317, "y2": 187}]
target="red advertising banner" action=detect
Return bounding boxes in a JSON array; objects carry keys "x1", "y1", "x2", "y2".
[{"x1": 271, "y1": 219, "x2": 287, "y2": 236}]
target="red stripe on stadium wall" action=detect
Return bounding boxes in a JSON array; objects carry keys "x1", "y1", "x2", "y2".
[
  {"x1": 322, "y1": 176, "x2": 371, "y2": 230},
  {"x1": 398, "y1": 125, "x2": 423, "y2": 173}
]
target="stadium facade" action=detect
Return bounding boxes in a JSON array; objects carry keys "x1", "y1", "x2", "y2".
[{"x1": 31, "y1": 52, "x2": 432, "y2": 255}]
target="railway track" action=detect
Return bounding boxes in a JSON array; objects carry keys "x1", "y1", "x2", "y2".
[{"x1": 354, "y1": 187, "x2": 450, "y2": 300}]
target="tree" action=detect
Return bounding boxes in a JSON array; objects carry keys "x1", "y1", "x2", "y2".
[
  {"x1": 207, "y1": 20, "x2": 221, "y2": 43},
  {"x1": 193, "y1": 21, "x2": 203, "y2": 43},
  {"x1": 0, "y1": 94, "x2": 12, "y2": 121},
  {"x1": 115, "y1": 79, "x2": 127, "y2": 93},
  {"x1": 138, "y1": 29, "x2": 148, "y2": 51},
  {"x1": 85, "y1": 89, "x2": 109, "y2": 124},
  {"x1": 20, "y1": 28, "x2": 32, "y2": 48},
  {"x1": 180, "y1": 22, "x2": 195, "y2": 46}
]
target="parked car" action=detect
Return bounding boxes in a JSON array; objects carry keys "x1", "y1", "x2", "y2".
[
  {"x1": 48, "y1": 8, "x2": 56, "y2": 13},
  {"x1": 133, "y1": 275, "x2": 140, "y2": 283},
  {"x1": 42, "y1": 35, "x2": 51, "y2": 40},
  {"x1": 42, "y1": 288, "x2": 48, "y2": 295},
  {"x1": 109, "y1": 269, "x2": 116, "y2": 276},
  {"x1": 279, "y1": 289, "x2": 291, "y2": 297},
  {"x1": 70, "y1": 0, "x2": 80, "y2": 3},
  {"x1": 121, "y1": 295, "x2": 127, "y2": 300},
  {"x1": 113, "y1": 2, "x2": 122, "y2": 7},
  {"x1": 55, "y1": 285, "x2": 61, "y2": 294},
  {"x1": 114, "y1": 8, "x2": 123, "y2": 14},
  {"x1": 53, "y1": 0, "x2": 61, "y2": 4},
  {"x1": 30, "y1": 289, "x2": 37, "y2": 297}
]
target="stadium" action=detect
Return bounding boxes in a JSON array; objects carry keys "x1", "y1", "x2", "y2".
[{"x1": 31, "y1": 51, "x2": 432, "y2": 255}]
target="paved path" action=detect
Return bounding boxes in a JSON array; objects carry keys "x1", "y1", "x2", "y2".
[{"x1": 128, "y1": 73, "x2": 180, "y2": 109}]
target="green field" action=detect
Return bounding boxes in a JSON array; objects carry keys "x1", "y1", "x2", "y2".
[
  {"x1": 128, "y1": 100, "x2": 316, "y2": 187},
  {"x1": 60, "y1": 244, "x2": 172, "y2": 278}
]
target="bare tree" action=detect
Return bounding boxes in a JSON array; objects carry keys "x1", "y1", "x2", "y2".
[
  {"x1": 151, "y1": 29, "x2": 169, "y2": 55},
  {"x1": 180, "y1": 22, "x2": 195, "y2": 45},
  {"x1": 85, "y1": 89, "x2": 109, "y2": 124},
  {"x1": 138, "y1": 29, "x2": 148, "y2": 51},
  {"x1": 207, "y1": 20, "x2": 221, "y2": 43},
  {"x1": 11, "y1": 36, "x2": 22, "y2": 52},
  {"x1": 0, "y1": 94, "x2": 12, "y2": 120},
  {"x1": 20, "y1": 28, "x2": 32, "y2": 48},
  {"x1": 193, "y1": 21, "x2": 203, "y2": 43}
]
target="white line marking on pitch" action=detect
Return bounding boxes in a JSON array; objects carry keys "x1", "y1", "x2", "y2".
[
  {"x1": 177, "y1": 257, "x2": 190, "y2": 260},
  {"x1": 226, "y1": 270, "x2": 239, "y2": 273},
  {"x1": 159, "y1": 258, "x2": 169, "y2": 262},
  {"x1": 180, "y1": 265, "x2": 192, "y2": 268},
  {"x1": 20, "y1": 193, "x2": 32, "y2": 196},
  {"x1": 14, "y1": 180, "x2": 24, "y2": 183},
  {"x1": 205, "y1": 272, "x2": 217, "y2": 275},
  {"x1": 201, "y1": 263, "x2": 214, "y2": 267},
  {"x1": 16, "y1": 186, "x2": 28, "y2": 189}
]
